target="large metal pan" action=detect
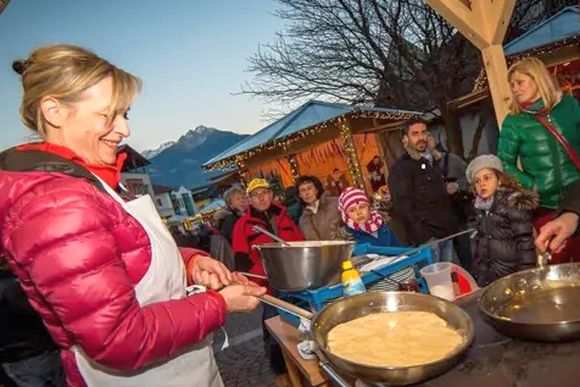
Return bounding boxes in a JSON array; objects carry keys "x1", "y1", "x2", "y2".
[
  {"x1": 254, "y1": 240, "x2": 354, "y2": 291},
  {"x1": 262, "y1": 291, "x2": 474, "y2": 385},
  {"x1": 479, "y1": 262, "x2": 580, "y2": 341}
]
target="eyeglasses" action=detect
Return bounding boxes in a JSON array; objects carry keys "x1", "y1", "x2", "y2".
[{"x1": 250, "y1": 190, "x2": 271, "y2": 199}]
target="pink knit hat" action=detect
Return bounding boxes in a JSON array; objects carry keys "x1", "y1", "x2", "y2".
[{"x1": 338, "y1": 187, "x2": 383, "y2": 233}]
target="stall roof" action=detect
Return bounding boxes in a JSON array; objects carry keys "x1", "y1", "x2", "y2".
[
  {"x1": 504, "y1": 6, "x2": 579, "y2": 55},
  {"x1": 204, "y1": 99, "x2": 421, "y2": 168},
  {"x1": 120, "y1": 144, "x2": 151, "y2": 172}
]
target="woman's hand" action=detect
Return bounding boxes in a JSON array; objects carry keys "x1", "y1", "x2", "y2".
[
  {"x1": 218, "y1": 284, "x2": 267, "y2": 313},
  {"x1": 535, "y1": 212, "x2": 579, "y2": 253},
  {"x1": 190, "y1": 255, "x2": 233, "y2": 289}
]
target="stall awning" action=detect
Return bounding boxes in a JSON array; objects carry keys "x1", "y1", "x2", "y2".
[
  {"x1": 504, "y1": 6, "x2": 579, "y2": 55},
  {"x1": 203, "y1": 100, "x2": 421, "y2": 170}
]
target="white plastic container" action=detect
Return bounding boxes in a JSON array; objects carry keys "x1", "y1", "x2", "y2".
[{"x1": 420, "y1": 262, "x2": 477, "y2": 301}]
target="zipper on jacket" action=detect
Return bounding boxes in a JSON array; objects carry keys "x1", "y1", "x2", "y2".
[{"x1": 547, "y1": 113, "x2": 564, "y2": 199}]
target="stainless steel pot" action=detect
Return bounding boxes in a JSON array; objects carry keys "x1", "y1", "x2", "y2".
[
  {"x1": 479, "y1": 262, "x2": 580, "y2": 341},
  {"x1": 261, "y1": 291, "x2": 473, "y2": 385},
  {"x1": 254, "y1": 240, "x2": 354, "y2": 291}
]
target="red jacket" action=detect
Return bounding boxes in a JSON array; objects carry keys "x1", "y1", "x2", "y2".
[
  {"x1": 232, "y1": 203, "x2": 304, "y2": 279},
  {"x1": 0, "y1": 147, "x2": 227, "y2": 386}
]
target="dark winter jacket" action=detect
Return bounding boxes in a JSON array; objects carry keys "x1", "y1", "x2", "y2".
[
  {"x1": 472, "y1": 188, "x2": 538, "y2": 287},
  {"x1": 434, "y1": 151, "x2": 474, "y2": 224},
  {"x1": 0, "y1": 269, "x2": 58, "y2": 363},
  {"x1": 347, "y1": 223, "x2": 400, "y2": 247},
  {"x1": 232, "y1": 203, "x2": 304, "y2": 278},
  {"x1": 219, "y1": 208, "x2": 243, "y2": 244},
  {"x1": 388, "y1": 144, "x2": 459, "y2": 245},
  {"x1": 497, "y1": 95, "x2": 580, "y2": 209}
]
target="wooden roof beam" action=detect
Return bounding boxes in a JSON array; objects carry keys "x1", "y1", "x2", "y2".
[
  {"x1": 425, "y1": 0, "x2": 488, "y2": 49},
  {"x1": 426, "y1": 0, "x2": 517, "y2": 125},
  {"x1": 472, "y1": 0, "x2": 516, "y2": 45}
]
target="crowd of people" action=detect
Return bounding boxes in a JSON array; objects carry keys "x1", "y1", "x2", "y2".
[{"x1": 0, "y1": 43, "x2": 578, "y2": 387}]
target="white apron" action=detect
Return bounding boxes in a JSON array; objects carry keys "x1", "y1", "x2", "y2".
[{"x1": 72, "y1": 180, "x2": 223, "y2": 387}]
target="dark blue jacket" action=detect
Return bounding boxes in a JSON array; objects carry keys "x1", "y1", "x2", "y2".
[{"x1": 347, "y1": 223, "x2": 400, "y2": 247}]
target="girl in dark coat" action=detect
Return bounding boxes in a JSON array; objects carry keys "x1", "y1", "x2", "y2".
[{"x1": 466, "y1": 155, "x2": 538, "y2": 287}]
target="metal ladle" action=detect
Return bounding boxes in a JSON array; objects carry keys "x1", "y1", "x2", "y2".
[{"x1": 252, "y1": 225, "x2": 291, "y2": 246}]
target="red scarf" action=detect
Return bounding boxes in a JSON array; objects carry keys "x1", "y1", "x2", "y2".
[{"x1": 16, "y1": 142, "x2": 127, "y2": 189}]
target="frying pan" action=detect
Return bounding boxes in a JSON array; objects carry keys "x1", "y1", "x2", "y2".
[
  {"x1": 479, "y1": 263, "x2": 580, "y2": 341},
  {"x1": 261, "y1": 291, "x2": 474, "y2": 385}
]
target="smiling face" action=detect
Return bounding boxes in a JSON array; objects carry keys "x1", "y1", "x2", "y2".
[
  {"x1": 44, "y1": 76, "x2": 131, "y2": 165},
  {"x1": 510, "y1": 71, "x2": 540, "y2": 105},
  {"x1": 346, "y1": 202, "x2": 371, "y2": 225},
  {"x1": 229, "y1": 192, "x2": 248, "y2": 212},
  {"x1": 474, "y1": 168, "x2": 500, "y2": 199}
]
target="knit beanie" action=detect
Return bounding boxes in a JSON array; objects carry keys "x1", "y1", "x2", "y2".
[
  {"x1": 338, "y1": 187, "x2": 383, "y2": 233},
  {"x1": 466, "y1": 154, "x2": 503, "y2": 184}
]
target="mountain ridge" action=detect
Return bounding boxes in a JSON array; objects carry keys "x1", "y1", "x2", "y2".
[{"x1": 143, "y1": 125, "x2": 247, "y2": 188}]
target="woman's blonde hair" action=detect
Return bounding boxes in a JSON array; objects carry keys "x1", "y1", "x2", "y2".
[
  {"x1": 13, "y1": 44, "x2": 142, "y2": 135},
  {"x1": 507, "y1": 56, "x2": 562, "y2": 115}
]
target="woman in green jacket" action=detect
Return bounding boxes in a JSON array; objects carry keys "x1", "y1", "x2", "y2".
[{"x1": 497, "y1": 56, "x2": 580, "y2": 263}]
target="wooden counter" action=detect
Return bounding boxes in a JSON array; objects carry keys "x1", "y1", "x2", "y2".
[{"x1": 265, "y1": 316, "x2": 330, "y2": 387}]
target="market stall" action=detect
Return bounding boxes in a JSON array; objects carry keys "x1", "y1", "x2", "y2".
[
  {"x1": 446, "y1": 5, "x2": 580, "y2": 156},
  {"x1": 203, "y1": 100, "x2": 420, "y2": 193}
]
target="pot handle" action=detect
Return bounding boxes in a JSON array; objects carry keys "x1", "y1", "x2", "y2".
[
  {"x1": 319, "y1": 360, "x2": 352, "y2": 387},
  {"x1": 259, "y1": 294, "x2": 314, "y2": 320}
]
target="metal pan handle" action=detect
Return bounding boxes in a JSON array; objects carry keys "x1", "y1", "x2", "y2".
[
  {"x1": 258, "y1": 294, "x2": 314, "y2": 320},
  {"x1": 319, "y1": 360, "x2": 352, "y2": 387}
]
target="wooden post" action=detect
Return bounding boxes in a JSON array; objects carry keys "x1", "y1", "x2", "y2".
[
  {"x1": 338, "y1": 118, "x2": 365, "y2": 189},
  {"x1": 481, "y1": 44, "x2": 512, "y2": 125},
  {"x1": 425, "y1": 0, "x2": 516, "y2": 127}
]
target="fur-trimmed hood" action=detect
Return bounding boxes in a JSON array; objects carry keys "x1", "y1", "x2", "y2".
[
  {"x1": 500, "y1": 188, "x2": 539, "y2": 211},
  {"x1": 403, "y1": 140, "x2": 442, "y2": 161}
]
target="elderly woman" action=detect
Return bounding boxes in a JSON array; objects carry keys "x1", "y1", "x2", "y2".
[
  {"x1": 296, "y1": 175, "x2": 341, "y2": 240},
  {"x1": 218, "y1": 186, "x2": 248, "y2": 244},
  {"x1": 497, "y1": 56, "x2": 580, "y2": 263},
  {"x1": 0, "y1": 44, "x2": 265, "y2": 387}
]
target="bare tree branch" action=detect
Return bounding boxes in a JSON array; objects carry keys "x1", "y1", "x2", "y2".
[{"x1": 241, "y1": 0, "x2": 576, "y2": 154}]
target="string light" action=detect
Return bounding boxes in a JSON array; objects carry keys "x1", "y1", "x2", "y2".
[
  {"x1": 472, "y1": 36, "x2": 580, "y2": 93},
  {"x1": 203, "y1": 109, "x2": 418, "y2": 171},
  {"x1": 287, "y1": 154, "x2": 299, "y2": 180},
  {"x1": 338, "y1": 117, "x2": 365, "y2": 189}
]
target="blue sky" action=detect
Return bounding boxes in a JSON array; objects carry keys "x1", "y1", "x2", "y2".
[{"x1": 0, "y1": 0, "x2": 284, "y2": 151}]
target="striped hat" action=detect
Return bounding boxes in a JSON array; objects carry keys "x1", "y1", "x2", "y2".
[{"x1": 338, "y1": 187, "x2": 383, "y2": 233}]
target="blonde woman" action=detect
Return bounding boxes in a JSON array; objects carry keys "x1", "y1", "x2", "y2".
[
  {"x1": 497, "y1": 56, "x2": 580, "y2": 263},
  {"x1": 0, "y1": 45, "x2": 265, "y2": 386}
]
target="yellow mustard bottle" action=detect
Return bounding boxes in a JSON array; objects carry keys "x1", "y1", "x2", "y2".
[{"x1": 341, "y1": 260, "x2": 366, "y2": 297}]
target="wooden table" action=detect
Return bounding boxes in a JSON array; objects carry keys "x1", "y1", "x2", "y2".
[{"x1": 265, "y1": 316, "x2": 331, "y2": 387}]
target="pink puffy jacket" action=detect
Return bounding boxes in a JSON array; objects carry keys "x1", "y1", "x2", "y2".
[{"x1": 0, "y1": 150, "x2": 227, "y2": 386}]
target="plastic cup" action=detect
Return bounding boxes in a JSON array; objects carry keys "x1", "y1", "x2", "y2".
[{"x1": 420, "y1": 262, "x2": 456, "y2": 301}]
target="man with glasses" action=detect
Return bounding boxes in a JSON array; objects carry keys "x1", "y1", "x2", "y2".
[{"x1": 231, "y1": 178, "x2": 304, "y2": 375}]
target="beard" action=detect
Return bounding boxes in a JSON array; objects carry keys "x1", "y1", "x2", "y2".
[{"x1": 413, "y1": 140, "x2": 427, "y2": 151}]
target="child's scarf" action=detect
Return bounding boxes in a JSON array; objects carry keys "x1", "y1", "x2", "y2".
[{"x1": 338, "y1": 187, "x2": 383, "y2": 233}]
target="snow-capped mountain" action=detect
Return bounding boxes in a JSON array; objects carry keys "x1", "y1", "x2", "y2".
[
  {"x1": 142, "y1": 140, "x2": 176, "y2": 160},
  {"x1": 143, "y1": 126, "x2": 248, "y2": 188}
]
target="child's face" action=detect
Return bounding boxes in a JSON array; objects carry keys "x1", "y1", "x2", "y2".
[
  {"x1": 474, "y1": 168, "x2": 499, "y2": 199},
  {"x1": 346, "y1": 202, "x2": 371, "y2": 224}
]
